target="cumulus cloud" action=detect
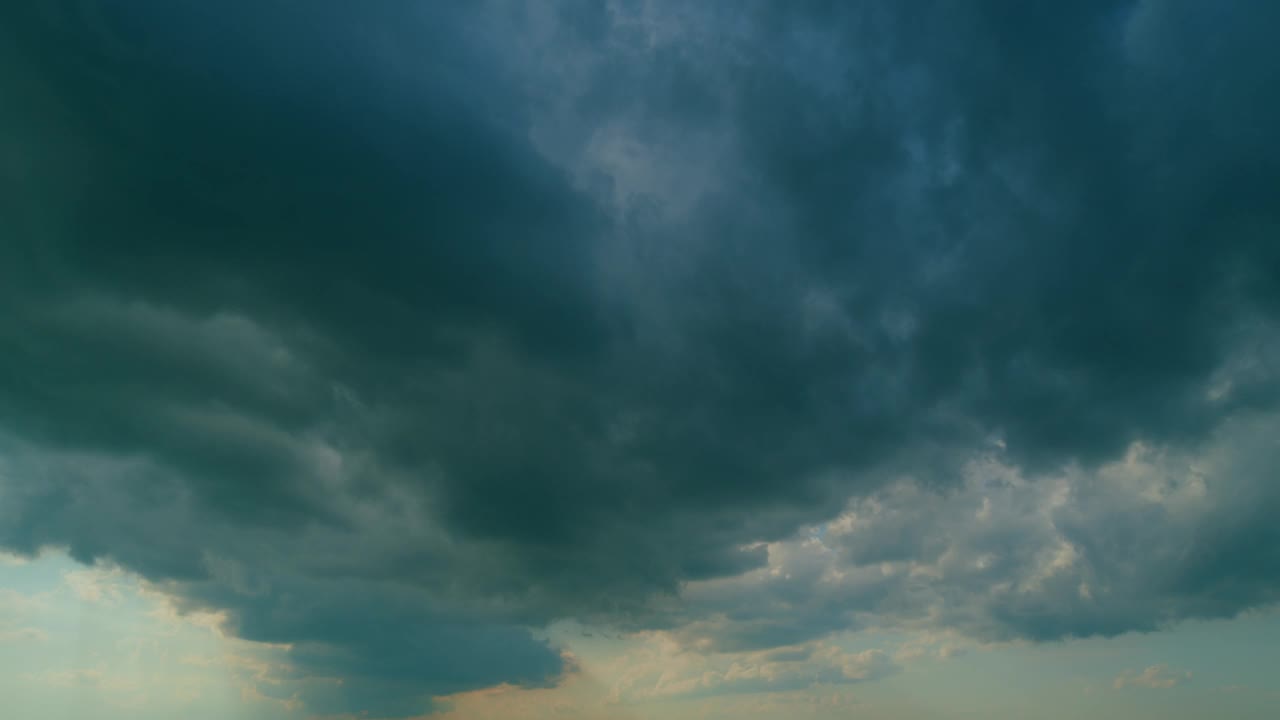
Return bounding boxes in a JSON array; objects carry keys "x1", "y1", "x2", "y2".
[
  {"x1": 605, "y1": 634, "x2": 896, "y2": 703},
  {"x1": 663, "y1": 408, "x2": 1280, "y2": 646},
  {"x1": 2, "y1": 0, "x2": 1279, "y2": 715}
]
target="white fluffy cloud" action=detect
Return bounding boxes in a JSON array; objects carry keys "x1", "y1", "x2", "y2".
[{"x1": 667, "y1": 407, "x2": 1280, "y2": 647}]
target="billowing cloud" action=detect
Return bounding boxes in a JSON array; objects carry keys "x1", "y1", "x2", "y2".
[
  {"x1": 665, "y1": 408, "x2": 1280, "y2": 648},
  {"x1": 605, "y1": 634, "x2": 896, "y2": 703},
  {"x1": 2, "y1": 0, "x2": 1279, "y2": 716}
]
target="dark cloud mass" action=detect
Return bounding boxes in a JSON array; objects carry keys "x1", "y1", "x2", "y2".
[{"x1": 2, "y1": 0, "x2": 1279, "y2": 715}]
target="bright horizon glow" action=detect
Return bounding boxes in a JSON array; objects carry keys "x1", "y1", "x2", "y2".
[{"x1": 4, "y1": 551, "x2": 1278, "y2": 720}]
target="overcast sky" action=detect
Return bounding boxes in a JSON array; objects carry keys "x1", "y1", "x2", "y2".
[{"x1": 2, "y1": 2, "x2": 1279, "y2": 719}]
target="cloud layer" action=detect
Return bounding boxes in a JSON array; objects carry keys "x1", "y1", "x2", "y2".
[{"x1": 2, "y1": 1, "x2": 1278, "y2": 715}]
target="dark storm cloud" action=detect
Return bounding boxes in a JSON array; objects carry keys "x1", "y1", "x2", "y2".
[{"x1": 2, "y1": 0, "x2": 1280, "y2": 715}]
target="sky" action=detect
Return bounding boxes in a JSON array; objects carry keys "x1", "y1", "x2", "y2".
[{"x1": 1, "y1": 1, "x2": 1279, "y2": 718}]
